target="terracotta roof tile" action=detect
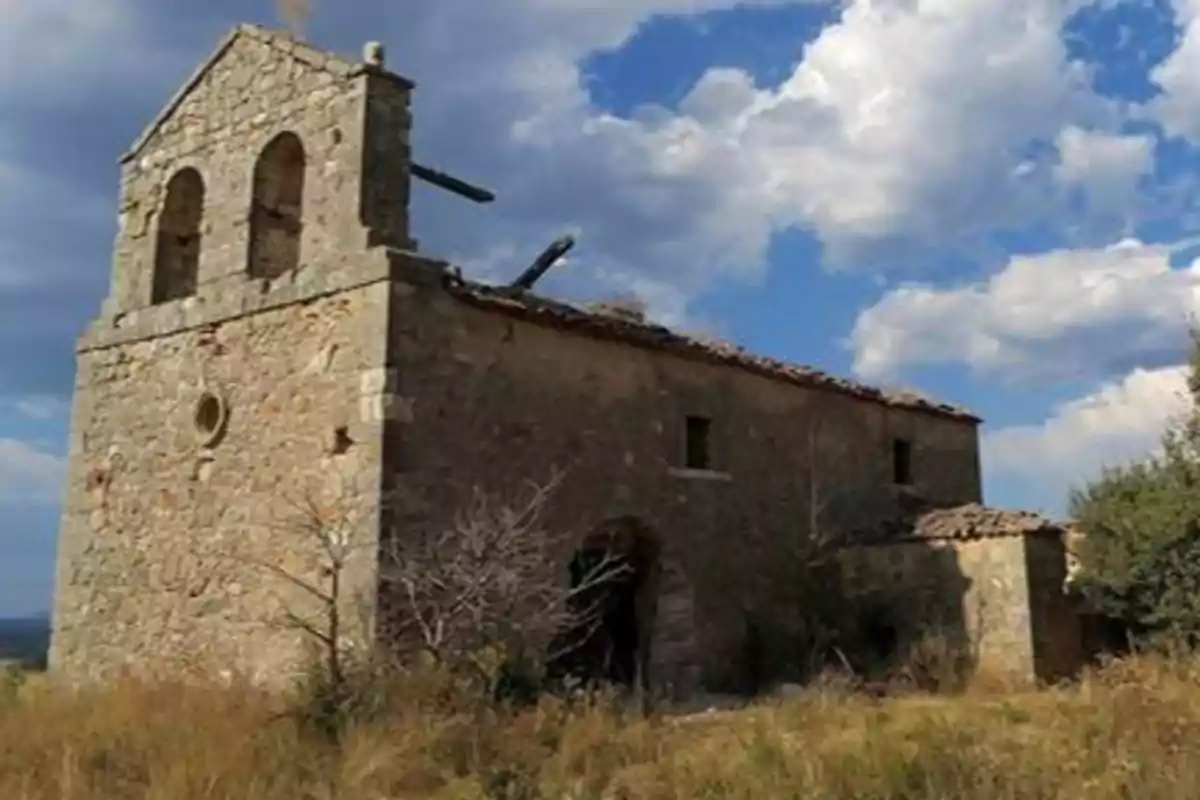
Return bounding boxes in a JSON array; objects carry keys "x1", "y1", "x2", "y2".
[{"x1": 858, "y1": 503, "x2": 1067, "y2": 544}]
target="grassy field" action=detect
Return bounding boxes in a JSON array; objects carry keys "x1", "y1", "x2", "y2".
[{"x1": 3, "y1": 654, "x2": 1200, "y2": 798}]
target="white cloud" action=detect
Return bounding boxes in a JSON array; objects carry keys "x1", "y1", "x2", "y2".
[
  {"x1": 0, "y1": 0, "x2": 1146, "y2": 327},
  {"x1": 391, "y1": 0, "x2": 1127, "y2": 315},
  {"x1": 0, "y1": 0, "x2": 1163, "y2": 388},
  {"x1": 737, "y1": 0, "x2": 1111, "y2": 256},
  {"x1": 0, "y1": 438, "x2": 64, "y2": 505},
  {"x1": 0, "y1": 0, "x2": 165, "y2": 97},
  {"x1": 850, "y1": 238, "x2": 1200, "y2": 382},
  {"x1": 0, "y1": 0, "x2": 177, "y2": 312},
  {"x1": 983, "y1": 364, "x2": 1189, "y2": 500},
  {"x1": 11, "y1": 396, "x2": 68, "y2": 421},
  {"x1": 1053, "y1": 126, "x2": 1154, "y2": 216},
  {"x1": 0, "y1": 155, "x2": 116, "y2": 295},
  {"x1": 1149, "y1": 0, "x2": 1200, "y2": 141}
]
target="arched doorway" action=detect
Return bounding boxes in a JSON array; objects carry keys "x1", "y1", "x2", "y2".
[{"x1": 547, "y1": 517, "x2": 661, "y2": 692}]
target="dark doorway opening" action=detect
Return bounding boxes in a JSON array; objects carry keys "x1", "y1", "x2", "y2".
[
  {"x1": 861, "y1": 614, "x2": 900, "y2": 669},
  {"x1": 547, "y1": 519, "x2": 661, "y2": 691}
]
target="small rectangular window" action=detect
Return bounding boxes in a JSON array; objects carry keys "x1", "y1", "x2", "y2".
[
  {"x1": 892, "y1": 437, "x2": 913, "y2": 485},
  {"x1": 685, "y1": 415, "x2": 712, "y2": 470}
]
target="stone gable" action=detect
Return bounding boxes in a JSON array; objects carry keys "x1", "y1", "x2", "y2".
[
  {"x1": 106, "y1": 23, "x2": 414, "y2": 315},
  {"x1": 122, "y1": 24, "x2": 409, "y2": 166}
]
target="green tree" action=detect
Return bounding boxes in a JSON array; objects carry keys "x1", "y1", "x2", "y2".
[{"x1": 1070, "y1": 331, "x2": 1200, "y2": 643}]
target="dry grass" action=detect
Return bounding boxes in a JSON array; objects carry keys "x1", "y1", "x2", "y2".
[{"x1": 5, "y1": 655, "x2": 1200, "y2": 798}]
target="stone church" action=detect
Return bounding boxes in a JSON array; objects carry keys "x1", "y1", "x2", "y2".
[{"x1": 49, "y1": 24, "x2": 1082, "y2": 696}]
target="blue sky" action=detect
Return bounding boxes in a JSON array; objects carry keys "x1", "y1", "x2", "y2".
[{"x1": 4, "y1": 0, "x2": 1200, "y2": 616}]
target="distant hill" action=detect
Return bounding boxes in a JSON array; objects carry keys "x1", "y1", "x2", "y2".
[{"x1": 0, "y1": 615, "x2": 50, "y2": 669}]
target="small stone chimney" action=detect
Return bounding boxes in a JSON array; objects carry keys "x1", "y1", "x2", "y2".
[{"x1": 363, "y1": 41, "x2": 385, "y2": 67}]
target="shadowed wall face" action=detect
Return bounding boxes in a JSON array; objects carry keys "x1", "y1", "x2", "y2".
[
  {"x1": 1025, "y1": 534, "x2": 1084, "y2": 682},
  {"x1": 380, "y1": 279, "x2": 983, "y2": 695},
  {"x1": 840, "y1": 534, "x2": 1083, "y2": 685}
]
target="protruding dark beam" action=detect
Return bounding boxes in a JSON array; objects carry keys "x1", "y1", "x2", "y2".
[
  {"x1": 510, "y1": 234, "x2": 575, "y2": 292},
  {"x1": 411, "y1": 162, "x2": 495, "y2": 204}
]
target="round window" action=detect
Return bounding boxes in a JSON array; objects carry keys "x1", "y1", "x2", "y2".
[{"x1": 193, "y1": 391, "x2": 228, "y2": 446}]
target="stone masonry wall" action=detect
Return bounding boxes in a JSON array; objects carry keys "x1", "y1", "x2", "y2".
[
  {"x1": 379, "y1": 257, "x2": 984, "y2": 694},
  {"x1": 840, "y1": 536, "x2": 1038, "y2": 683},
  {"x1": 51, "y1": 280, "x2": 391, "y2": 683}
]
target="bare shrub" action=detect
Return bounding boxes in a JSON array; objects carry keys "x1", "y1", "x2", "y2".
[
  {"x1": 15, "y1": 652, "x2": 1200, "y2": 796},
  {"x1": 378, "y1": 471, "x2": 629, "y2": 696},
  {"x1": 727, "y1": 413, "x2": 874, "y2": 692},
  {"x1": 894, "y1": 628, "x2": 974, "y2": 694},
  {"x1": 226, "y1": 485, "x2": 378, "y2": 741},
  {"x1": 225, "y1": 465, "x2": 630, "y2": 739}
]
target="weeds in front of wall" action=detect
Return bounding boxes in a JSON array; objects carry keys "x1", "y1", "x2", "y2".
[{"x1": 5, "y1": 650, "x2": 1200, "y2": 799}]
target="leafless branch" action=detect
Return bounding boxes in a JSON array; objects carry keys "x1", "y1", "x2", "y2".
[
  {"x1": 196, "y1": 469, "x2": 375, "y2": 725},
  {"x1": 378, "y1": 471, "x2": 630, "y2": 683}
]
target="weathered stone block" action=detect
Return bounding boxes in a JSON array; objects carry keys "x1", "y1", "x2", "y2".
[{"x1": 359, "y1": 367, "x2": 399, "y2": 395}]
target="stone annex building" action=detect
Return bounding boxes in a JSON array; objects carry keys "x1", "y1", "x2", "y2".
[{"x1": 49, "y1": 24, "x2": 1085, "y2": 696}]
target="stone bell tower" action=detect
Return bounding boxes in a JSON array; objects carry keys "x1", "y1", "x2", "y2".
[
  {"x1": 48, "y1": 24, "x2": 490, "y2": 683},
  {"x1": 100, "y1": 25, "x2": 418, "y2": 317}
]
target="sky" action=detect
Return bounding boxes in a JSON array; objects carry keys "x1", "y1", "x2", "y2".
[{"x1": 3, "y1": 0, "x2": 1200, "y2": 616}]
